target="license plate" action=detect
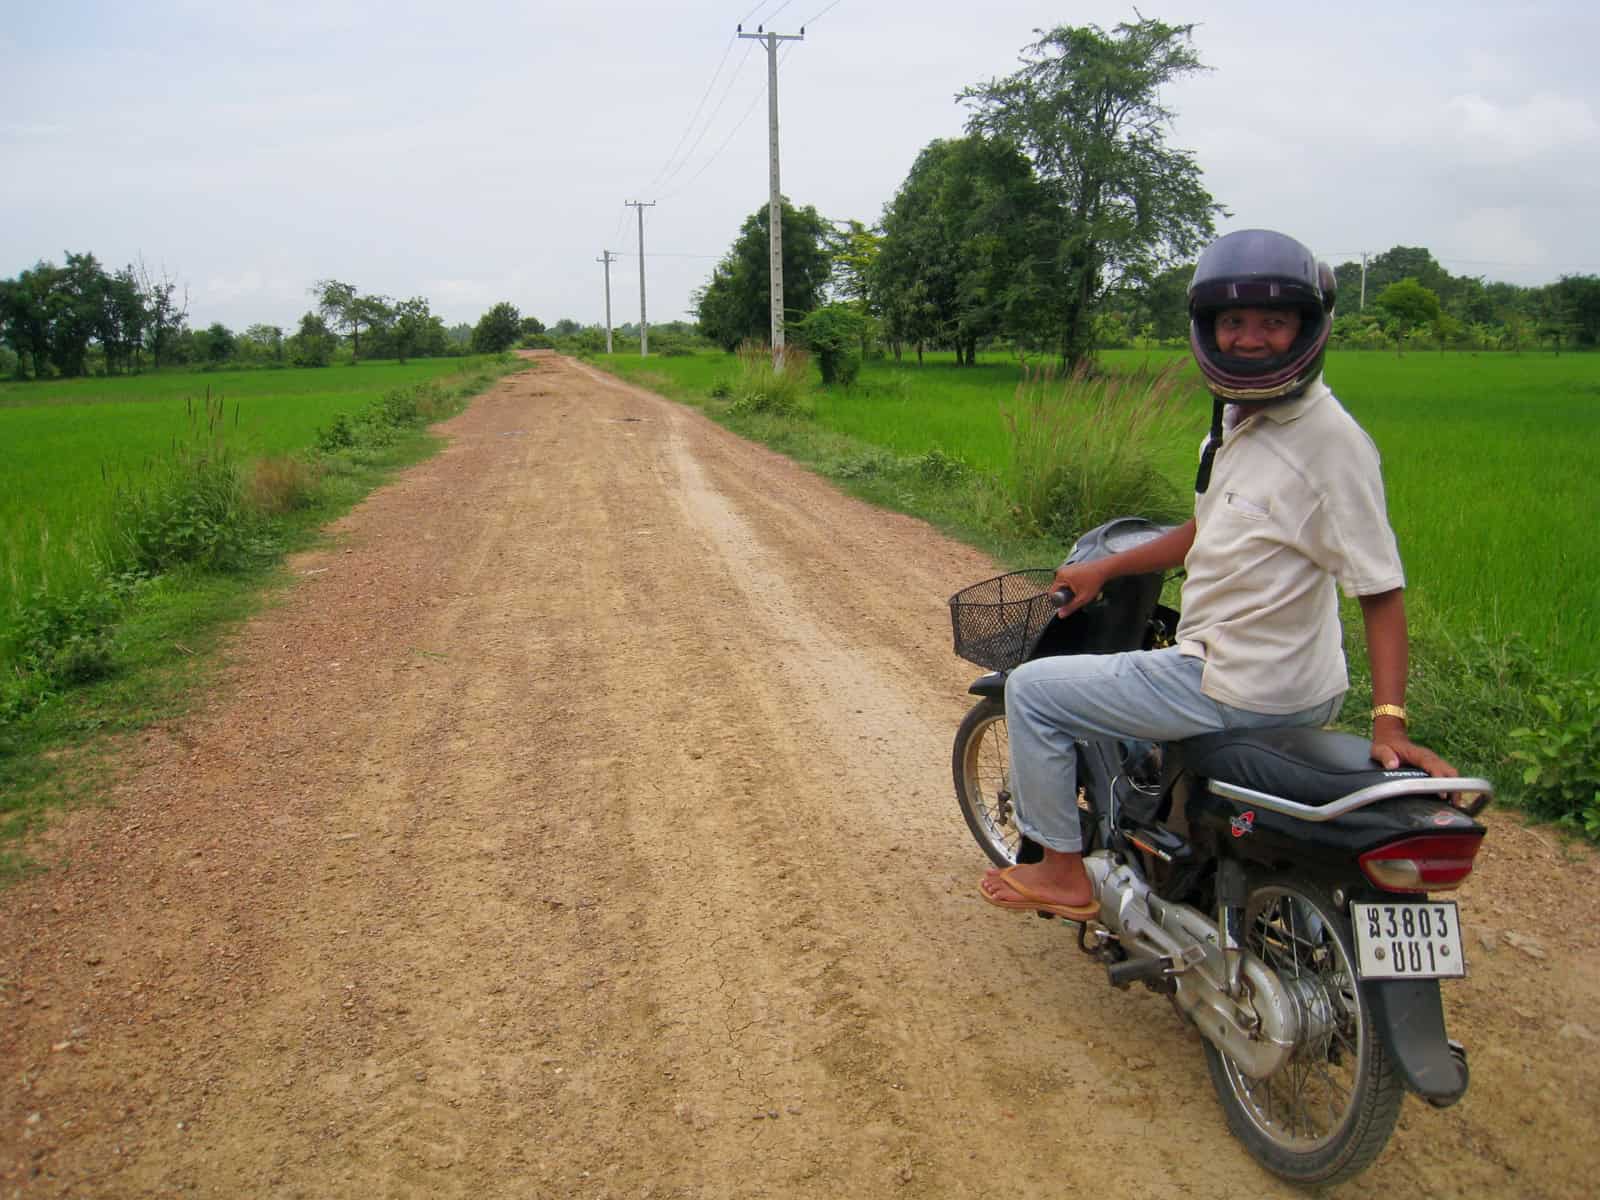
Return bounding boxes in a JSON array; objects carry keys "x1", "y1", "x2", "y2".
[{"x1": 1350, "y1": 901, "x2": 1466, "y2": 980}]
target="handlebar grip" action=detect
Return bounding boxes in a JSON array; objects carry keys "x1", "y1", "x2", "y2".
[{"x1": 1049, "y1": 588, "x2": 1074, "y2": 608}]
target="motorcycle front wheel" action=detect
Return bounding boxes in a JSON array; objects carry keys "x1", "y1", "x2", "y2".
[
  {"x1": 1202, "y1": 875, "x2": 1404, "y2": 1187},
  {"x1": 952, "y1": 697, "x2": 1021, "y2": 867}
]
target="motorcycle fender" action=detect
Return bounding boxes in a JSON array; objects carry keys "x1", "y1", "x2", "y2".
[
  {"x1": 1364, "y1": 978, "x2": 1468, "y2": 1107},
  {"x1": 966, "y1": 671, "x2": 1006, "y2": 699}
]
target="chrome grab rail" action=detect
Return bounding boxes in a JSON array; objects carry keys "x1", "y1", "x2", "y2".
[{"x1": 1207, "y1": 776, "x2": 1495, "y2": 822}]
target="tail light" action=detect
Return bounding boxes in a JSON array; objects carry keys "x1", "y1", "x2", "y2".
[{"x1": 1359, "y1": 833, "x2": 1484, "y2": 893}]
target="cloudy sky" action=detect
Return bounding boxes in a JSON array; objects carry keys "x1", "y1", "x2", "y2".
[{"x1": 4, "y1": 0, "x2": 1597, "y2": 334}]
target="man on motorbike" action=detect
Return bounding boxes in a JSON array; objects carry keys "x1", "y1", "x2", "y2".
[{"x1": 980, "y1": 228, "x2": 1457, "y2": 920}]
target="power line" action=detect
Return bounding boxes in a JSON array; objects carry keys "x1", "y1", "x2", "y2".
[
  {"x1": 739, "y1": 0, "x2": 783, "y2": 24},
  {"x1": 613, "y1": 252, "x2": 722, "y2": 260},
  {"x1": 649, "y1": 35, "x2": 740, "y2": 190},
  {"x1": 653, "y1": 40, "x2": 759, "y2": 194},
  {"x1": 661, "y1": 42, "x2": 796, "y2": 202},
  {"x1": 801, "y1": 0, "x2": 845, "y2": 25}
]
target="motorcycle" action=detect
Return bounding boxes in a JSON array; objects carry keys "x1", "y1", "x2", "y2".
[{"x1": 948, "y1": 517, "x2": 1493, "y2": 1188}]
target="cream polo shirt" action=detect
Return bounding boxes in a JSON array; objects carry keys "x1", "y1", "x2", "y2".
[{"x1": 1175, "y1": 377, "x2": 1405, "y2": 714}]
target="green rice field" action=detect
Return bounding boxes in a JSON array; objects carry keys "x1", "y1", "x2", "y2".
[
  {"x1": 599, "y1": 348, "x2": 1600, "y2": 677},
  {"x1": 1, "y1": 358, "x2": 505, "y2": 638}
]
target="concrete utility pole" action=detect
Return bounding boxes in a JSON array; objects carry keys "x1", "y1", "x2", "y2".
[
  {"x1": 737, "y1": 23, "x2": 804, "y2": 364},
  {"x1": 596, "y1": 250, "x2": 618, "y2": 354},
  {"x1": 1360, "y1": 251, "x2": 1370, "y2": 311},
  {"x1": 625, "y1": 200, "x2": 655, "y2": 355}
]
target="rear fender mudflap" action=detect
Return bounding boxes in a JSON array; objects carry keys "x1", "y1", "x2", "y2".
[{"x1": 1364, "y1": 977, "x2": 1469, "y2": 1107}]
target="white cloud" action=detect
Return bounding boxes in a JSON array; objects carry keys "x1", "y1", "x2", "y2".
[{"x1": 1444, "y1": 91, "x2": 1598, "y2": 164}]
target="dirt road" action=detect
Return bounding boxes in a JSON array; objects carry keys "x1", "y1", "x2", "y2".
[{"x1": 3, "y1": 354, "x2": 1597, "y2": 1198}]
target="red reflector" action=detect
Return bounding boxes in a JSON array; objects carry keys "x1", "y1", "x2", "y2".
[{"x1": 1359, "y1": 833, "x2": 1484, "y2": 893}]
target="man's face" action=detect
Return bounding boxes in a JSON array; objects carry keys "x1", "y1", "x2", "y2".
[{"x1": 1214, "y1": 307, "x2": 1302, "y2": 358}]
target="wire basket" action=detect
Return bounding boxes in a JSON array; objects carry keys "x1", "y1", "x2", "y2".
[{"x1": 948, "y1": 569, "x2": 1060, "y2": 671}]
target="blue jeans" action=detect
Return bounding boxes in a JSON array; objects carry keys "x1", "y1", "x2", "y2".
[{"x1": 1004, "y1": 647, "x2": 1344, "y2": 853}]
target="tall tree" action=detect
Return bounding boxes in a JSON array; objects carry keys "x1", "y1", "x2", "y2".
[
  {"x1": 694, "y1": 200, "x2": 836, "y2": 352},
  {"x1": 1551, "y1": 275, "x2": 1600, "y2": 347},
  {"x1": 313, "y1": 279, "x2": 383, "y2": 360},
  {"x1": 0, "y1": 263, "x2": 56, "y2": 377},
  {"x1": 136, "y1": 258, "x2": 188, "y2": 368},
  {"x1": 242, "y1": 323, "x2": 285, "y2": 364},
  {"x1": 104, "y1": 265, "x2": 148, "y2": 373},
  {"x1": 874, "y1": 134, "x2": 1062, "y2": 363},
  {"x1": 392, "y1": 297, "x2": 439, "y2": 362},
  {"x1": 961, "y1": 18, "x2": 1221, "y2": 367},
  {"x1": 1375, "y1": 277, "x2": 1441, "y2": 354},
  {"x1": 471, "y1": 302, "x2": 521, "y2": 353},
  {"x1": 288, "y1": 312, "x2": 336, "y2": 367}
]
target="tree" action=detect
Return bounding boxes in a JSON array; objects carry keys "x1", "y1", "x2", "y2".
[
  {"x1": 46, "y1": 252, "x2": 112, "y2": 378},
  {"x1": 694, "y1": 199, "x2": 836, "y2": 352},
  {"x1": 1375, "y1": 278, "x2": 1441, "y2": 354},
  {"x1": 961, "y1": 18, "x2": 1221, "y2": 367},
  {"x1": 242, "y1": 323, "x2": 284, "y2": 364},
  {"x1": 287, "y1": 311, "x2": 336, "y2": 367},
  {"x1": 104, "y1": 265, "x2": 148, "y2": 374},
  {"x1": 136, "y1": 258, "x2": 188, "y2": 368},
  {"x1": 873, "y1": 135, "x2": 1063, "y2": 364},
  {"x1": 0, "y1": 263, "x2": 56, "y2": 377},
  {"x1": 795, "y1": 303, "x2": 867, "y2": 385},
  {"x1": 518, "y1": 315, "x2": 546, "y2": 340},
  {"x1": 202, "y1": 322, "x2": 236, "y2": 364},
  {"x1": 313, "y1": 279, "x2": 391, "y2": 361},
  {"x1": 1551, "y1": 275, "x2": 1600, "y2": 347},
  {"x1": 392, "y1": 297, "x2": 440, "y2": 363},
  {"x1": 471, "y1": 302, "x2": 521, "y2": 353}
]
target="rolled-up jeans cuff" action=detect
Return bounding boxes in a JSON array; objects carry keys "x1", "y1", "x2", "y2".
[{"x1": 1014, "y1": 811, "x2": 1083, "y2": 854}]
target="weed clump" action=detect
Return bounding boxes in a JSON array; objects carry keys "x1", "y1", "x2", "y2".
[
  {"x1": 728, "y1": 342, "x2": 811, "y2": 417},
  {"x1": 248, "y1": 456, "x2": 321, "y2": 514},
  {"x1": 1003, "y1": 362, "x2": 1190, "y2": 539}
]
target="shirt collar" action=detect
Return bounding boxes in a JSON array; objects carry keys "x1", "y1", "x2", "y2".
[{"x1": 1258, "y1": 375, "x2": 1329, "y2": 424}]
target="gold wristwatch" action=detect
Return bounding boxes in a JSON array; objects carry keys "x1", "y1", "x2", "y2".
[{"x1": 1370, "y1": 704, "x2": 1408, "y2": 725}]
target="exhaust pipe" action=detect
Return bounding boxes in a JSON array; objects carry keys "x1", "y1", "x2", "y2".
[{"x1": 1084, "y1": 852, "x2": 1300, "y2": 1079}]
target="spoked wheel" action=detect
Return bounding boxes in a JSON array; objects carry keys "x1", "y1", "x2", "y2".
[
  {"x1": 952, "y1": 697, "x2": 1021, "y2": 867},
  {"x1": 1202, "y1": 876, "x2": 1404, "y2": 1187}
]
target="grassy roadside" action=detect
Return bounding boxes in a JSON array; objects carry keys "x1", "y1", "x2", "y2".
[
  {"x1": 590, "y1": 348, "x2": 1600, "y2": 840},
  {"x1": 0, "y1": 356, "x2": 531, "y2": 880}
]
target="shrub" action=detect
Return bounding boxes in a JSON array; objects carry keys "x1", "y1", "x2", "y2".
[
  {"x1": 248, "y1": 455, "x2": 321, "y2": 515},
  {"x1": 795, "y1": 304, "x2": 865, "y2": 386},
  {"x1": 913, "y1": 447, "x2": 968, "y2": 485},
  {"x1": 1508, "y1": 674, "x2": 1600, "y2": 838},
  {"x1": 10, "y1": 585, "x2": 119, "y2": 686},
  {"x1": 1002, "y1": 361, "x2": 1190, "y2": 540},
  {"x1": 729, "y1": 341, "x2": 811, "y2": 417},
  {"x1": 114, "y1": 443, "x2": 260, "y2": 574},
  {"x1": 317, "y1": 414, "x2": 357, "y2": 451}
]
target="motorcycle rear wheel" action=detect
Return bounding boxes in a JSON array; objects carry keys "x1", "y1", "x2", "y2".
[
  {"x1": 952, "y1": 697, "x2": 1021, "y2": 868},
  {"x1": 1202, "y1": 875, "x2": 1404, "y2": 1187}
]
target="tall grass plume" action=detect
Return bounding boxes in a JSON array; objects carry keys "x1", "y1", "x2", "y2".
[
  {"x1": 1003, "y1": 360, "x2": 1191, "y2": 539},
  {"x1": 730, "y1": 341, "x2": 812, "y2": 417}
]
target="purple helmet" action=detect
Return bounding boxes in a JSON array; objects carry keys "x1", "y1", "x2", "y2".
[{"x1": 1187, "y1": 229, "x2": 1336, "y2": 404}]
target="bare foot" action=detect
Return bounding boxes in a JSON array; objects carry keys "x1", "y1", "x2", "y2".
[{"x1": 979, "y1": 851, "x2": 1094, "y2": 910}]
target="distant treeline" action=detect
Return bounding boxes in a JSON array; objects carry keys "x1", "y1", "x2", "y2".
[
  {"x1": 1099, "y1": 245, "x2": 1600, "y2": 354},
  {"x1": 0, "y1": 257, "x2": 542, "y2": 380}
]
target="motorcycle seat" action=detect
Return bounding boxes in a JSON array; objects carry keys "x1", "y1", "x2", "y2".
[{"x1": 1171, "y1": 726, "x2": 1429, "y2": 807}]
